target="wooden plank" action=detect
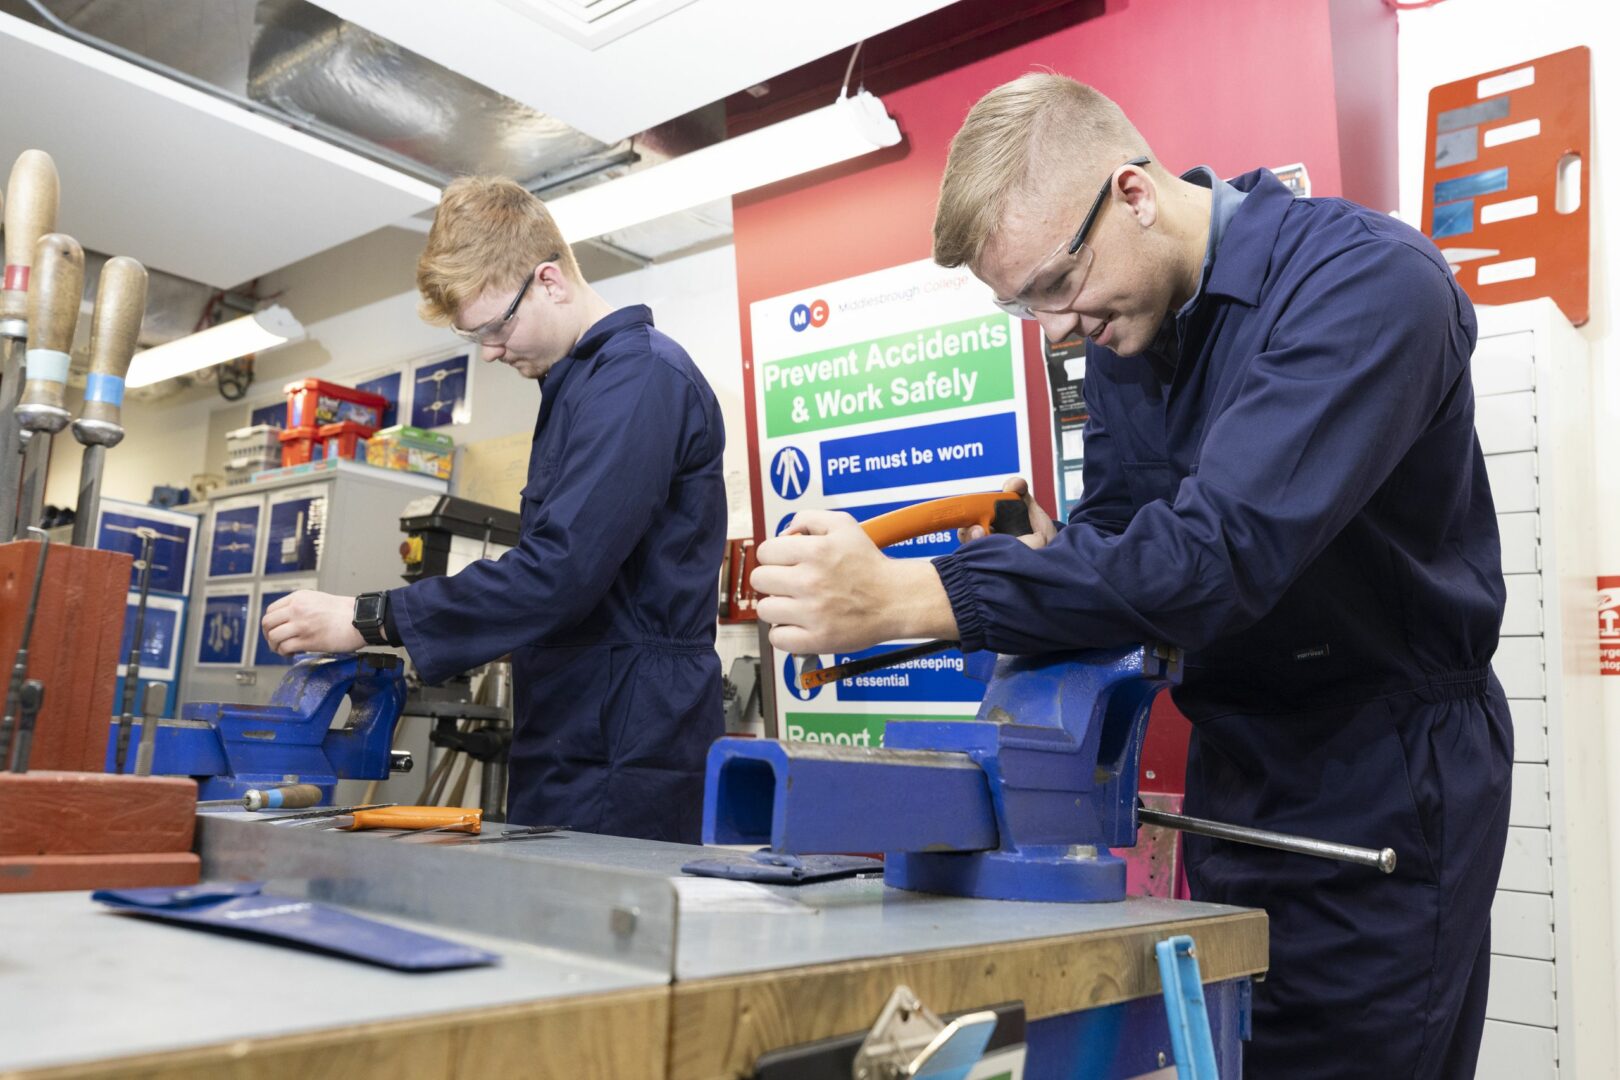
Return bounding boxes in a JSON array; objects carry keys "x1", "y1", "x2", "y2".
[
  {"x1": 0, "y1": 852, "x2": 199, "y2": 894},
  {"x1": 668, "y1": 910, "x2": 1267, "y2": 1080},
  {"x1": 0, "y1": 772, "x2": 197, "y2": 856},
  {"x1": 10, "y1": 986, "x2": 668, "y2": 1080},
  {"x1": 0, "y1": 542, "x2": 130, "y2": 772}
]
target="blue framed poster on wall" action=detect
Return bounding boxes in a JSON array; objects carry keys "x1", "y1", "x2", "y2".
[
  {"x1": 356, "y1": 370, "x2": 404, "y2": 429},
  {"x1": 411, "y1": 353, "x2": 470, "y2": 429},
  {"x1": 197, "y1": 588, "x2": 253, "y2": 667}
]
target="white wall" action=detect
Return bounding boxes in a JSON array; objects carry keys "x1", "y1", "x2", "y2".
[
  {"x1": 44, "y1": 235, "x2": 751, "y2": 536},
  {"x1": 1397, "y1": 0, "x2": 1619, "y2": 1043}
]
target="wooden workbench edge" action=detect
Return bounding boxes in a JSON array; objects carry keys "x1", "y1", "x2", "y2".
[
  {"x1": 4, "y1": 984, "x2": 670, "y2": 1080},
  {"x1": 667, "y1": 908, "x2": 1268, "y2": 1080}
]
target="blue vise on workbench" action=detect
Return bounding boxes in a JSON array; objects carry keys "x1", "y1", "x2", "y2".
[
  {"x1": 104, "y1": 652, "x2": 406, "y2": 802},
  {"x1": 703, "y1": 644, "x2": 1180, "y2": 903}
]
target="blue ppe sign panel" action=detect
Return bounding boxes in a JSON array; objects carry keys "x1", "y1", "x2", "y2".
[
  {"x1": 821, "y1": 412, "x2": 1019, "y2": 496},
  {"x1": 830, "y1": 644, "x2": 985, "y2": 701}
]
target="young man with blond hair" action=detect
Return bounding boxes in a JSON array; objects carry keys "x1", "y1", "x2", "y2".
[
  {"x1": 752, "y1": 75, "x2": 1508, "y2": 1075},
  {"x1": 264, "y1": 176, "x2": 727, "y2": 841}
]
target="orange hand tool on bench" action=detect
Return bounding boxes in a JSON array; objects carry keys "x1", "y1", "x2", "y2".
[{"x1": 289, "y1": 805, "x2": 483, "y2": 834}]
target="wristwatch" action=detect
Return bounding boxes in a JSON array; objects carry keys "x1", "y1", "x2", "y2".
[{"x1": 353, "y1": 592, "x2": 391, "y2": 647}]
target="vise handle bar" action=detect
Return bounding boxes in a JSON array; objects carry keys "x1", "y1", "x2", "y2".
[{"x1": 1139, "y1": 805, "x2": 1397, "y2": 874}]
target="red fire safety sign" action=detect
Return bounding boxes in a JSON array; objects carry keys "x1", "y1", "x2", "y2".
[{"x1": 1598, "y1": 576, "x2": 1620, "y2": 675}]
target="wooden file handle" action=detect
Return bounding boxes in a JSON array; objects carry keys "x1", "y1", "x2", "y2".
[
  {"x1": 17, "y1": 234, "x2": 84, "y2": 431},
  {"x1": 79, "y1": 256, "x2": 148, "y2": 430},
  {"x1": 1, "y1": 150, "x2": 60, "y2": 325}
]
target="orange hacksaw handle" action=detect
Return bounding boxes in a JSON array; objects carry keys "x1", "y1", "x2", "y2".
[
  {"x1": 345, "y1": 806, "x2": 483, "y2": 833},
  {"x1": 858, "y1": 492, "x2": 1025, "y2": 548}
]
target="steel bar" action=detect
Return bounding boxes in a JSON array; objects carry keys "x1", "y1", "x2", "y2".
[{"x1": 1138, "y1": 806, "x2": 1396, "y2": 874}]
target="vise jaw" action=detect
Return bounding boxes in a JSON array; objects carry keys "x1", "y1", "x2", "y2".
[
  {"x1": 703, "y1": 644, "x2": 1181, "y2": 903},
  {"x1": 106, "y1": 652, "x2": 407, "y2": 803}
]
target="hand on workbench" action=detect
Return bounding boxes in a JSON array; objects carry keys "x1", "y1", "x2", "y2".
[
  {"x1": 959, "y1": 477, "x2": 1055, "y2": 548},
  {"x1": 261, "y1": 590, "x2": 364, "y2": 656},
  {"x1": 752, "y1": 510, "x2": 957, "y2": 654}
]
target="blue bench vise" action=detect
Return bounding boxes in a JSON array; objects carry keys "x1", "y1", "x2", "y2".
[
  {"x1": 104, "y1": 652, "x2": 408, "y2": 803},
  {"x1": 704, "y1": 643, "x2": 1181, "y2": 904}
]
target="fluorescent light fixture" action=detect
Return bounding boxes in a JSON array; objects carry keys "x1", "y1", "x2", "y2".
[
  {"x1": 544, "y1": 91, "x2": 902, "y2": 243},
  {"x1": 125, "y1": 305, "x2": 305, "y2": 388}
]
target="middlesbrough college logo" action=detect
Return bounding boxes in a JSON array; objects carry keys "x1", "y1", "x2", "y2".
[{"x1": 789, "y1": 298, "x2": 830, "y2": 332}]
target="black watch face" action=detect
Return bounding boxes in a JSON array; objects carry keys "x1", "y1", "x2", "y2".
[{"x1": 356, "y1": 594, "x2": 384, "y2": 624}]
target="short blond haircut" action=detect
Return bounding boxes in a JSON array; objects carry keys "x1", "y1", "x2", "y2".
[
  {"x1": 934, "y1": 74, "x2": 1151, "y2": 269},
  {"x1": 416, "y1": 176, "x2": 583, "y2": 325}
]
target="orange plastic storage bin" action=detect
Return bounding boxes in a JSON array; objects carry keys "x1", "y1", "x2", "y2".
[
  {"x1": 284, "y1": 378, "x2": 387, "y2": 431},
  {"x1": 278, "y1": 426, "x2": 319, "y2": 467},
  {"x1": 318, "y1": 420, "x2": 371, "y2": 461}
]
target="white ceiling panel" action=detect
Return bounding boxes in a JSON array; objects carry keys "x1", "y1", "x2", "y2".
[
  {"x1": 0, "y1": 12, "x2": 439, "y2": 289},
  {"x1": 309, "y1": 0, "x2": 959, "y2": 143}
]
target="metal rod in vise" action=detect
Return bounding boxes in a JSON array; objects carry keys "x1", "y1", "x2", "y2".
[
  {"x1": 2, "y1": 526, "x2": 51, "y2": 770},
  {"x1": 113, "y1": 527, "x2": 158, "y2": 773},
  {"x1": 801, "y1": 639, "x2": 957, "y2": 691},
  {"x1": 1138, "y1": 805, "x2": 1397, "y2": 874}
]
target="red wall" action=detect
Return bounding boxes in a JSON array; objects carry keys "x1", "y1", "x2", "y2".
[{"x1": 731, "y1": 0, "x2": 1397, "y2": 785}]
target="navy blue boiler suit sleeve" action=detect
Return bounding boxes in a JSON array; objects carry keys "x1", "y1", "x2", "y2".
[
  {"x1": 934, "y1": 240, "x2": 1468, "y2": 654},
  {"x1": 392, "y1": 358, "x2": 694, "y2": 684},
  {"x1": 1065, "y1": 365, "x2": 1134, "y2": 536}
]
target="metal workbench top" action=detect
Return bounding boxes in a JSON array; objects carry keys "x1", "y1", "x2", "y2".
[{"x1": 0, "y1": 820, "x2": 1267, "y2": 1078}]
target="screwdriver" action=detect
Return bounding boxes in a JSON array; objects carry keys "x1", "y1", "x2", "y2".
[{"x1": 197, "y1": 784, "x2": 326, "y2": 812}]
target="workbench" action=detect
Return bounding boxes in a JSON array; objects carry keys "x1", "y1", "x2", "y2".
[{"x1": 0, "y1": 818, "x2": 1267, "y2": 1079}]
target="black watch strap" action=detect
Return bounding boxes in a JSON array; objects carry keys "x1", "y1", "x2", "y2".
[{"x1": 353, "y1": 591, "x2": 392, "y2": 647}]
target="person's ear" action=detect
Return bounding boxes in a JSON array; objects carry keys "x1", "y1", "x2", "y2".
[
  {"x1": 537, "y1": 262, "x2": 571, "y2": 303},
  {"x1": 1117, "y1": 166, "x2": 1158, "y2": 229}
]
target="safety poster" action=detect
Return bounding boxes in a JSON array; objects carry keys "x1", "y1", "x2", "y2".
[{"x1": 750, "y1": 258, "x2": 1032, "y2": 743}]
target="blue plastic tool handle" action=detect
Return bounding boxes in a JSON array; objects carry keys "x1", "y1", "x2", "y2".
[{"x1": 1156, "y1": 934, "x2": 1219, "y2": 1080}]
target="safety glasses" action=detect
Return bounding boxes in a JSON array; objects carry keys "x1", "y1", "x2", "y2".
[
  {"x1": 451, "y1": 253, "x2": 561, "y2": 344},
  {"x1": 992, "y1": 157, "x2": 1151, "y2": 321}
]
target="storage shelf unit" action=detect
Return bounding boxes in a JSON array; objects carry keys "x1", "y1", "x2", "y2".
[
  {"x1": 180, "y1": 458, "x2": 445, "y2": 709},
  {"x1": 1472, "y1": 299, "x2": 1614, "y2": 1080}
]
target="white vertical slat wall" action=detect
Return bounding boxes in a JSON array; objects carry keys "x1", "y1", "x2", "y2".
[{"x1": 1472, "y1": 299, "x2": 1616, "y2": 1079}]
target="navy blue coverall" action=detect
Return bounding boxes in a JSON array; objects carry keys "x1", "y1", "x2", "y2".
[
  {"x1": 933, "y1": 170, "x2": 1511, "y2": 1076},
  {"x1": 392, "y1": 306, "x2": 727, "y2": 842}
]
